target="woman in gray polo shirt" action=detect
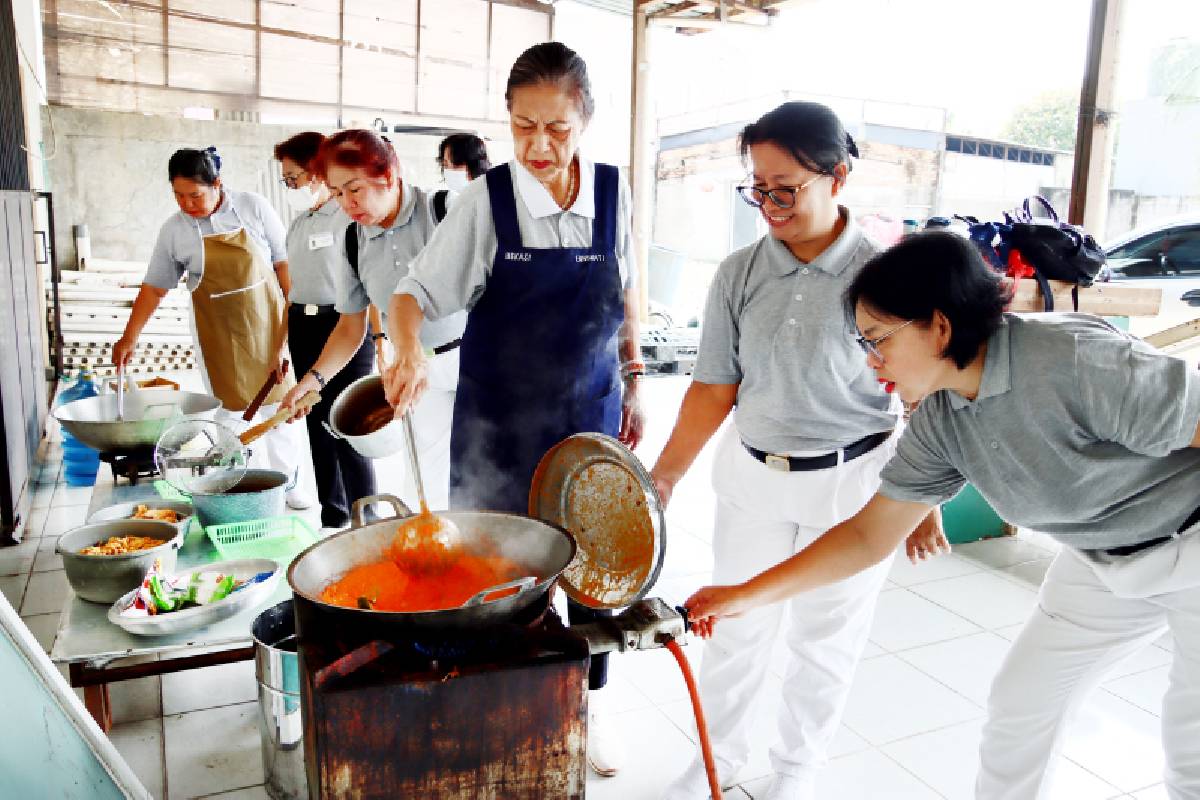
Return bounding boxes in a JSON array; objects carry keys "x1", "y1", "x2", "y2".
[
  {"x1": 281, "y1": 129, "x2": 465, "y2": 512},
  {"x1": 687, "y1": 231, "x2": 1200, "y2": 800},
  {"x1": 275, "y1": 132, "x2": 375, "y2": 529},
  {"x1": 655, "y1": 102, "x2": 943, "y2": 800}
]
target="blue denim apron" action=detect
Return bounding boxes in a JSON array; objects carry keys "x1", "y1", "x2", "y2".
[
  {"x1": 450, "y1": 162, "x2": 623, "y2": 513},
  {"x1": 450, "y1": 162, "x2": 625, "y2": 690}
]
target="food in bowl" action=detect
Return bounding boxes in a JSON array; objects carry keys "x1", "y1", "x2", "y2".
[
  {"x1": 80, "y1": 535, "x2": 166, "y2": 556},
  {"x1": 349, "y1": 406, "x2": 394, "y2": 436},
  {"x1": 131, "y1": 504, "x2": 184, "y2": 523},
  {"x1": 320, "y1": 528, "x2": 526, "y2": 612}
]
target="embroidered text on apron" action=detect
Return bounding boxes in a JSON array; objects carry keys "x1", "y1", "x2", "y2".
[{"x1": 449, "y1": 162, "x2": 624, "y2": 512}]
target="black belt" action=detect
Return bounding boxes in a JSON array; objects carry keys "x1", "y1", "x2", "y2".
[
  {"x1": 290, "y1": 302, "x2": 338, "y2": 316},
  {"x1": 743, "y1": 431, "x2": 890, "y2": 473},
  {"x1": 431, "y1": 338, "x2": 462, "y2": 356},
  {"x1": 1102, "y1": 503, "x2": 1200, "y2": 557}
]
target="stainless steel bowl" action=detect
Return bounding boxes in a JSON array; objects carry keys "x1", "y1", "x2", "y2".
[
  {"x1": 86, "y1": 499, "x2": 195, "y2": 532},
  {"x1": 56, "y1": 519, "x2": 184, "y2": 603},
  {"x1": 53, "y1": 390, "x2": 221, "y2": 453}
]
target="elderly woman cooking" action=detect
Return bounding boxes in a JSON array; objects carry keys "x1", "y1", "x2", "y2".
[
  {"x1": 275, "y1": 132, "x2": 375, "y2": 529},
  {"x1": 687, "y1": 231, "x2": 1200, "y2": 800},
  {"x1": 113, "y1": 147, "x2": 311, "y2": 510},
  {"x1": 652, "y1": 102, "x2": 942, "y2": 800},
  {"x1": 280, "y1": 129, "x2": 464, "y2": 513},
  {"x1": 381, "y1": 41, "x2": 645, "y2": 778}
]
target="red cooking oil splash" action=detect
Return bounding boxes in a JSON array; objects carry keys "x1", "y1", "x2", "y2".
[{"x1": 664, "y1": 638, "x2": 721, "y2": 799}]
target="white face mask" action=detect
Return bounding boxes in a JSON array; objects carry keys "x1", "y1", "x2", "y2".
[
  {"x1": 285, "y1": 184, "x2": 318, "y2": 210},
  {"x1": 443, "y1": 169, "x2": 470, "y2": 193}
]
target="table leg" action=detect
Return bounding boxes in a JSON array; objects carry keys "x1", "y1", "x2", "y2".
[{"x1": 83, "y1": 683, "x2": 112, "y2": 732}]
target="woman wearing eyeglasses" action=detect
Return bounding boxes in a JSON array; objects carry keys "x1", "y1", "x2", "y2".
[
  {"x1": 274, "y1": 132, "x2": 375, "y2": 529},
  {"x1": 687, "y1": 231, "x2": 1200, "y2": 800},
  {"x1": 654, "y1": 101, "x2": 944, "y2": 800}
]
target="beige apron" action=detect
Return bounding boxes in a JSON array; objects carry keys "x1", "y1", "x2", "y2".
[{"x1": 192, "y1": 227, "x2": 294, "y2": 411}]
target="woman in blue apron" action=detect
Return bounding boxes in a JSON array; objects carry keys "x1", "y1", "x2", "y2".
[{"x1": 384, "y1": 42, "x2": 645, "y2": 778}]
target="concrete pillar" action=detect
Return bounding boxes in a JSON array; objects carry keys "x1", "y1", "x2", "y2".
[
  {"x1": 1069, "y1": 0, "x2": 1125, "y2": 233},
  {"x1": 629, "y1": 3, "x2": 653, "y2": 321}
]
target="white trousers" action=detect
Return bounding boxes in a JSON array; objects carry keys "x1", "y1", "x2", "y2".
[
  {"x1": 978, "y1": 534, "x2": 1200, "y2": 800},
  {"x1": 386, "y1": 385, "x2": 455, "y2": 513},
  {"x1": 695, "y1": 425, "x2": 896, "y2": 781}
]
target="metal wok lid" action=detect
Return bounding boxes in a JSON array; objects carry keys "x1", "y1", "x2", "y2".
[{"x1": 529, "y1": 433, "x2": 665, "y2": 610}]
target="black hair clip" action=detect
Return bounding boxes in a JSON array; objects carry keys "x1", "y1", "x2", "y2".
[{"x1": 845, "y1": 133, "x2": 860, "y2": 159}]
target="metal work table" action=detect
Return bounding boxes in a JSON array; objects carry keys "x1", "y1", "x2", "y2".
[{"x1": 50, "y1": 481, "x2": 289, "y2": 731}]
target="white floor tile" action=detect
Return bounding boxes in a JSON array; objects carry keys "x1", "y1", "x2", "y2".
[
  {"x1": 0, "y1": 539, "x2": 38, "y2": 576},
  {"x1": 1102, "y1": 644, "x2": 1174, "y2": 681},
  {"x1": 162, "y1": 660, "x2": 257, "y2": 716},
  {"x1": 740, "y1": 748, "x2": 942, "y2": 799},
  {"x1": 32, "y1": 546, "x2": 64, "y2": 573},
  {"x1": 42, "y1": 504, "x2": 89, "y2": 538},
  {"x1": 840, "y1": 655, "x2": 983, "y2": 745},
  {"x1": 993, "y1": 623, "x2": 1025, "y2": 641},
  {"x1": 869, "y1": 588, "x2": 982, "y2": 652},
  {"x1": 660, "y1": 530, "x2": 715, "y2": 579},
  {"x1": 896, "y1": 632, "x2": 1012, "y2": 706},
  {"x1": 887, "y1": 551, "x2": 982, "y2": 587},
  {"x1": 196, "y1": 786, "x2": 272, "y2": 799},
  {"x1": 652, "y1": 573, "x2": 712, "y2": 609},
  {"x1": 997, "y1": 558, "x2": 1054, "y2": 588},
  {"x1": 164, "y1": 702, "x2": 263, "y2": 800},
  {"x1": 108, "y1": 718, "x2": 165, "y2": 800},
  {"x1": 52, "y1": 483, "x2": 96, "y2": 507},
  {"x1": 111, "y1": 674, "x2": 164, "y2": 725},
  {"x1": 600, "y1": 671, "x2": 655, "y2": 714},
  {"x1": 1130, "y1": 784, "x2": 1169, "y2": 800},
  {"x1": 1154, "y1": 632, "x2": 1173, "y2": 653},
  {"x1": 860, "y1": 640, "x2": 886, "y2": 659},
  {"x1": 1103, "y1": 666, "x2": 1169, "y2": 717},
  {"x1": 0, "y1": 573, "x2": 28, "y2": 608},
  {"x1": 19, "y1": 569, "x2": 69, "y2": 616},
  {"x1": 20, "y1": 612, "x2": 59, "y2": 654},
  {"x1": 585, "y1": 705, "x2": 707, "y2": 800},
  {"x1": 1060, "y1": 690, "x2": 1166, "y2": 792},
  {"x1": 953, "y1": 536, "x2": 1056, "y2": 570},
  {"x1": 909, "y1": 571, "x2": 1038, "y2": 630},
  {"x1": 619, "y1": 643, "x2": 703, "y2": 706}
]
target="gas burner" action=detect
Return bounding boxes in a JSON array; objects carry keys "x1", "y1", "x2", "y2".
[{"x1": 99, "y1": 446, "x2": 157, "y2": 485}]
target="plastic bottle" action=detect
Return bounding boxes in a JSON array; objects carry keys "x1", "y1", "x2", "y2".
[{"x1": 56, "y1": 368, "x2": 101, "y2": 487}]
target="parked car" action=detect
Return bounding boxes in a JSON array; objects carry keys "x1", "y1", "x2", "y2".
[{"x1": 1105, "y1": 216, "x2": 1200, "y2": 278}]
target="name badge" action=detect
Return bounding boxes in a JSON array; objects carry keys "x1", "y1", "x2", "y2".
[{"x1": 308, "y1": 232, "x2": 335, "y2": 250}]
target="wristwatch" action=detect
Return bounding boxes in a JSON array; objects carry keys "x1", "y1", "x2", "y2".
[{"x1": 308, "y1": 369, "x2": 327, "y2": 389}]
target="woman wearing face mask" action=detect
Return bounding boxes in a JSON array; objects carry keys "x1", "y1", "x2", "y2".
[
  {"x1": 652, "y1": 102, "x2": 943, "y2": 800},
  {"x1": 381, "y1": 42, "x2": 645, "y2": 778},
  {"x1": 430, "y1": 133, "x2": 491, "y2": 223},
  {"x1": 113, "y1": 147, "x2": 312, "y2": 510},
  {"x1": 280, "y1": 129, "x2": 464, "y2": 512},
  {"x1": 687, "y1": 231, "x2": 1200, "y2": 800},
  {"x1": 275, "y1": 132, "x2": 375, "y2": 529}
]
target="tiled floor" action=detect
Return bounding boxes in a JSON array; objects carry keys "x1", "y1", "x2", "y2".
[{"x1": 3, "y1": 375, "x2": 1176, "y2": 799}]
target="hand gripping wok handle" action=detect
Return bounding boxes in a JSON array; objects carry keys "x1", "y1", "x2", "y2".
[
  {"x1": 238, "y1": 391, "x2": 319, "y2": 446},
  {"x1": 463, "y1": 576, "x2": 538, "y2": 608},
  {"x1": 350, "y1": 493, "x2": 413, "y2": 529}
]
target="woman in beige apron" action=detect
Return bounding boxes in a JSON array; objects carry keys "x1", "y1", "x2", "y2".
[{"x1": 114, "y1": 147, "x2": 312, "y2": 508}]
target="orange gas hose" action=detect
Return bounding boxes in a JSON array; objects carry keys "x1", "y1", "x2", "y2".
[{"x1": 664, "y1": 638, "x2": 721, "y2": 799}]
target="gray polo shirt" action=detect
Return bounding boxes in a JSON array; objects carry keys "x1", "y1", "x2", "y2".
[
  {"x1": 333, "y1": 184, "x2": 466, "y2": 350},
  {"x1": 692, "y1": 211, "x2": 899, "y2": 453},
  {"x1": 285, "y1": 198, "x2": 347, "y2": 306},
  {"x1": 394, "y1": 156, "x2": 636, "y2": 320},
  {"x1": 144, "y1": 188, "x2": 288, "y2": 291},
  {"x1": 880, "y1": 313, "x2": 1200, "y2": 550}
]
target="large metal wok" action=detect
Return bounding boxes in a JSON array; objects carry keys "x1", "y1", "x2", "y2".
[
  {"x1": 54, "y1": 390, "x2": 221, "y2": 453},
  {"x1": 288, "y1": 495, "x2": 577, "y2": 637}
]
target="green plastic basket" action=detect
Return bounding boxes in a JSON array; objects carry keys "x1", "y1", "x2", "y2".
[{"x1": 205, "y1": 515, "x2": 319, "y2": 565}]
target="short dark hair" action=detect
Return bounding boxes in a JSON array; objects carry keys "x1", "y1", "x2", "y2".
[
  {"x1": 168, "y1": 147, "x2": 221, "y2": 185},
  {"x1": 505, "y1": 41, "x2": 595, "y2": 122},
  {"x1": 739, "y1": 102, "x2": 859, "y2": 179},
  {"x1": 845, "y1": 231, "x2": 1011, "y2": 369},
  {"x1": 438, "y1": 134, "x2": 491, "y2": 180},
  {"x1": 274, "y1": 131, "x2": 326, "y2": 172}
]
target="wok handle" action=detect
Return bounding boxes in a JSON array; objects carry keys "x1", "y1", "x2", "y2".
[
  {"x1": 350, "y1": 493, "x2": 412, "y2": 528},
  {"x1": 462, "y1": 576, "x2": 538, "y2": 608}
]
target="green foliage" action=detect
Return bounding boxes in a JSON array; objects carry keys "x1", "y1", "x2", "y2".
[{"x1": 1002, "y1": 89, "x2": 1079, "y2": 151}]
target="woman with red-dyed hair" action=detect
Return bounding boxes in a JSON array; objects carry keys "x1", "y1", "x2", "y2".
[{"x1": 281, "y1": 129, "x2": 465, "y2": 512}]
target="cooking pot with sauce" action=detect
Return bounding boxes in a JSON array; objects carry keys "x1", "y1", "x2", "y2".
[{"x1": 287, "y1": 495, "x2": 577, "y2": 639}]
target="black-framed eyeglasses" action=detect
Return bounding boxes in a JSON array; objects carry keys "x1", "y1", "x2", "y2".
[
  {"x1": 280, "y1": 170, "x2": 307, "y2": 189},
  {"x1": 854, "y1": 320, "x2": 913, "y2": 360},
  {"x1": 736, "y1": 174, "x2": 822, "y2": 209}
]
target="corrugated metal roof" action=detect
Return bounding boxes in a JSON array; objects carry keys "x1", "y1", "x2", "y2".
[{"x1": 565, "y1": 0, "x2": 633, "y2": 15}]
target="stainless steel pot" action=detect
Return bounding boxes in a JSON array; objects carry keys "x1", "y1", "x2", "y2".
[
  {"x1": 189, "y1": 468, "x2": 292, "y2": 528},
  {"x1": 56, "y1": 519, "x2": 184, "y2": 603},
  {"x1": 53, "y1": 390, "x2": 221, "y2": 453},
  {"x1": 87, "y1": 499, "x2": 195, "y2": 533},
  {"x1": 322, "y1": 376, "x2": 405, "y2": 459},
  {"x1": 287, "y1": 495, "x2": 576, "y2": 636}
]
